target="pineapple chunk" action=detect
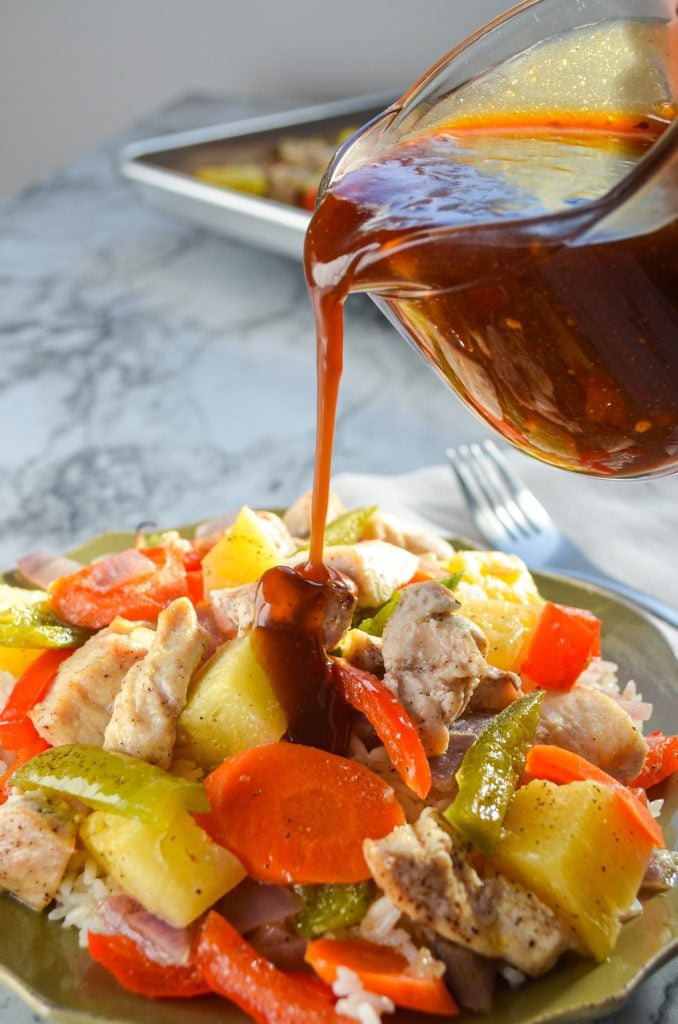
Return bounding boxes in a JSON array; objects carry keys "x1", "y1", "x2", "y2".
[
  {"x1": 492, "y1": 780, "x2": 654, "y2": 960},
  {"x1": 447, "y1": 550, "x2": 541, "y2": 605},
  {"x1": 177, "y1": 634, "x2": 286, "y2": 771},
  {"x1": 81, "y1": 808, "x2": 245, "y2": 928},
  {"x1": 0, "y1": 647, "x2": 42, "y2": 677},
  {"x1": 447, "y1": 550, "x2": 543, "y2": 670},
  {"x1": 459, "y1": 597, "x2": 542, "y2": 671},
  {"x1": 202, "y1": 506, "x2": 282, "y2": 591}
]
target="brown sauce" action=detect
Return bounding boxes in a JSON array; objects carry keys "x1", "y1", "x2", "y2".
[
  {"x1": 251, "y1": 564, "x2": 352, "y2": 752},
  {"x1": 305, "y1": 114, "x2": 678, "y2": 508}
]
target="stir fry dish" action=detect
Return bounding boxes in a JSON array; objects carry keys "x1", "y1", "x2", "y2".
[
  {"x1": 0, "y1": 495, "x2": 676, "y2": 1020},
  {"x1": 194, "y1": 128, "x2": 355, "y2": 211}
]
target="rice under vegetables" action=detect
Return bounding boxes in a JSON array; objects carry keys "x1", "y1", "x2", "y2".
[
  {"x1": 47, "y1": 850, "x2": 121, "y2": 947},
  {"x1": 333, "y1": 966, "x2": 395, "y2": 1024}
]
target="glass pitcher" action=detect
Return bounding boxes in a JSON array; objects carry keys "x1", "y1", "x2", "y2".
[{"x1": 310, "y1": 0, "x2": 678, "y2": 478}]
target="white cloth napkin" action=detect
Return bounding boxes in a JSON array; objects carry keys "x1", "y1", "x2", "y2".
[{"x1": 333, "y1": 450, "x2": 678, "y2": 612}]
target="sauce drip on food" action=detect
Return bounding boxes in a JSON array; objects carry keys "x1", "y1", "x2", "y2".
[
  {"x1": 305, "y1": 112, "x2": 678, "y2": 550},
  {"x1": 251, "y1": 564, "x2": 352, "y2": 752},
  {"x1": 264, "y1": 107, "x2": 677, "y2": 747}
]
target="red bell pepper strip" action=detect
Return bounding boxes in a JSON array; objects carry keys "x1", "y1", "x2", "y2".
[
  {"x1": 48, "y1": 545, "x2": 187, "y2": 629},
  {"x1": 555, "y1": 604, "x2": 602, "y2": 657},
  {"x1": 0, "y1": 649, "x2": 63, "y2": 803},
  {"x1": 306, "y1": 937, "x2": 459, "y2": 1016},
  {"x1": 87, "y1": 932, "x2": 210, "y2": 999},
  {"x1": 520, "y1": 601, "x2": 598, "y2": 691},
  {"x1": 186, "y1": 569, "x2": 205, "y2": 606},
  {"x1": 331, "y1": 658, "x2": 431, "y2": 799},
  {"x1": 525, "y1": 744, "x2": 664, "y2": 847},
  {"x1": 631, "y1": 732, "x2": 678, "y2": 790},
  {"x1": 0, "y1": 649, "x2": 70, "y2": 750},
  {"x1": 196, "y1": 911, "x2": 342, "y2": 1024}
]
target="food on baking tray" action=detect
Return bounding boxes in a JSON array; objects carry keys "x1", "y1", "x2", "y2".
[
  {"x1": 194, "y1": 127, "x2": 355, "y2": 211},
  {"x1": 0, "y1": 498, "x2": 676, "y2": 1020}
]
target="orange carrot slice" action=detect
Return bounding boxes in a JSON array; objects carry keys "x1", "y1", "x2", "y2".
[
  {"x1": 306, "y1": 937, "x2": 459, "y2": 1015},
  {"x1": 199, "y1": 743, "x2": 405, "y2": 884}
]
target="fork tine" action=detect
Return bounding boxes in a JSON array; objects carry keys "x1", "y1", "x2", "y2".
[
  {"x1": 481, "y1": 439, "x2": 552, "y2": 532},
  {"x1": 468, "y1": 441, "x2": 533, "y2": 538},
  {"x1": 447, "y1": 444, "x2": 523, "y2": 543}
]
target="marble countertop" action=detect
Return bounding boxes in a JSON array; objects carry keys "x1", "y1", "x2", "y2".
[{"x1": 1, "y1": 94, "x2": 677, "y2": 1024}]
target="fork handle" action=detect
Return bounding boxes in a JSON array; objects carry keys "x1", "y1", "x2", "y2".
[{"x1": 559, "y1": 570, "x2": 678, "y2": 632}]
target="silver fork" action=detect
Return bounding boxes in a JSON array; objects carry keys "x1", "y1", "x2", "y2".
[{"x1": 446, "y1": 439, "x2": 678, "y2": 630}]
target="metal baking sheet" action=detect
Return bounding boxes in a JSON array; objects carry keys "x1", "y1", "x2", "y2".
[{"x1": 119, "y1": 92, "x2": 395, "y2": 260}]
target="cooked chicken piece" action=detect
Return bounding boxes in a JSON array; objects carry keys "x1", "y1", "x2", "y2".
[
  {"x1": 104, "y1": 598, "x2": 207, "y2": 768},
  {"x1": 361, "y1": 510, "x2": 455, "y2": 561},
  {"x1": 282, "y1": 489, "x2": 345, "y2": 540},
  {"x1": 288, "y1": 541, "x2": 418, "y2": 609},
  {"x1": 30, "y1": 619, "x2": 154, "y2": 747},
  {"x1": 210, "y1": 576, "x2": 356, "y2": 650},
  {"x1": 210, "y1": 582, "x2": 256, "y2": 639},
  {"x1": 381, "y1": 581, "x2": 492, "y2": 755},
  {"x1": 339, "y1": 629, "x2": 385, "y2": 675},
  {"x1": 0, "y1": 793, "x2": 76, "y2": 910},
  {"x1": 467, "y1": 665, "x2": 522, "y2": 712},
  {"x1": 364, "y1": 807, "x2": 574, "y2": 976},
  {"x1": 641, "y1": 848, "x2": 678, "y2": 893},
  {"x1": 536, "y1": 684, "x2": 648, "y2": 782}
]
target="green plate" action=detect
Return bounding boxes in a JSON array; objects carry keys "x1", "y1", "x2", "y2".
[{"x1": 1, "y1": 531, "x2": 677, "y2": 1024}]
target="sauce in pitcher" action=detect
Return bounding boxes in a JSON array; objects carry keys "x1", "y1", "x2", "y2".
[{"x1": 304, "y1": 111, "x2": 678, "y2": 566}]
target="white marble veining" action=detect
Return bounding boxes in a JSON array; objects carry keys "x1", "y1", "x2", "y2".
[{"x1": 0, "y1": 95, "x2": 677, "y2": 1024}]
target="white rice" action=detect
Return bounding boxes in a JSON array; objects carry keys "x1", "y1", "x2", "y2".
[
  {"x1": 48, "y1": 849, "x2": 121, "y2": 947},
  {"x1": 500, "y1": 965, "x2": 527, "y2": 989},
  {"x1": 575, "y1": 657, "x2": 620, "y2": 692},
  {"x1": 356, "y1": 896, "x2": 445, "y2": 980},
  {"x1": 333, "y1": 966, "x2": 395, "y2": 1024}
]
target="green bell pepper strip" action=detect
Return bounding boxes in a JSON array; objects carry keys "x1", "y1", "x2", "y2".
[
  {"x1": 294, "y1": 881, "x2": 375, "y2": 938},
  {"x1": 438, "y1": 572, "x2": 464, "y2": 592},
  {"x1": 10, "y1": 744, "x2": 210, "y2": 828},
  {"x1": 358, "y1": 592, "x2": 401, "y2": 637},
  {"x1": 0, "y1": 602, "x2": 92, "y2": 648},
  {"x1": 297, "y1": 507, "x2": 378, "y2": 553},
  {"x1": 324, "y1": 506, "x2": 377, "y2": 547},
  {"x1": 359, "y1": 571, "x2": 463, "y2": 637},
  {"x1": 444, "y1": 691, "x2": 544, "y2": 855}
]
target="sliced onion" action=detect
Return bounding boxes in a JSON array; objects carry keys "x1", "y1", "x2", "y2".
[
  {"x1": 194, "y1": 513, "x2": 238, "y2": 540},
  {"x1": 610, "y1": 695, "x2": 653, "y2": 723},
  {"x1": 429, "y1": 713, "x2": 496, "y2": 791},
  {"x1": 94, "y1": 894, "x2": 194, "y2": 966},
  {"x1": 247, "y1": 923, "x2": 308, "y2": 970},
  {"x1": 196, "y1": 605, "x2": 226, "y2": 659},
  {"x1": 86, "y1": 549, "x2": 156, "y2": 593},
  {"x1": 218, "y1": 877, "x2": 302, "y2": 935},
  {"x1": 16, "y1": 552, "x2": 83, "y2": 589}
]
